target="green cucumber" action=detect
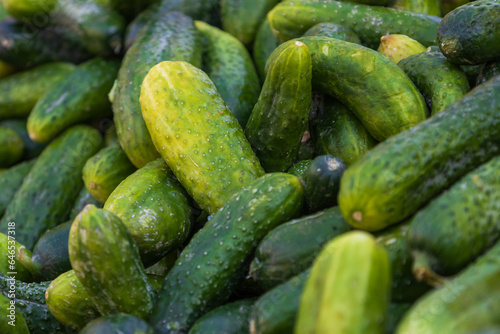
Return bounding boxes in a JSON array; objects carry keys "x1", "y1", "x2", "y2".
[
  {"x1": 253, "y1": 18, "x2": 280, "y2": 81},
  {"x1": 145, "y1": 250, "x2": 179, "y2": 277},
  {"x1": 104, "y1": 158, "x2": 193, "y2": 266},
  {"x1": 245, "y1": 41, "x2": 312, "y2": 172},
  {"x1": 1, "y1": 120, "x2": 47, "y2": 160},
  {"x1": 150, "y1": 173, "x2": 304, "y2": 333},
  {"x1": 338, "y1": 75, "x2": 500, "y2": 232},
  {"x1": 390, "y1": 0, "x2": 441, "y2": 16},
  {"x1": 437, "y1": 0, "x2": 500, "y2": 65},
  {"x1": 114, "y1": 11, "x2": 202, "y2": 168},
  {"x1": 0, "y1": 62, "x2": 76, "y2": 120},
  {"x1": 295, "y1": 231, "x2": 391, "y2": 334},
  {"x1": 385, "y1": 303, "x2": 412, "y2": 334},
  {"x1": 0, "y1": 125, "x2": 102, "y2": 250},
  {"x1": 287, "y1": 159, "x2": 313, "y2": 180},
  {"x1": 140, "y1": 61, "x2": 264, "y2": 214},
  {"x1": 69, "y1": 205, "x2": 154, "y2": 319},
  {"x1": 0, "y1": 233, "x2": 32, "y2": 282},
  {"x1": 3, "y1": 0, "x2": 56, "y2": 21},
  {"x1": 83, "y1": 144, "x2": 136, "y2": 204},
  {"x1": 0, "y1": 159, "x2": 35, "y2": 216},
  {"x1": 80, "y1": 313, "x2": 156, "y2": 334},
  {"x1": 0, "y1": 127, "x2": 23, "y2": 167},
  {"x1": 477, "y1": 61, "x2": 500, "y2": 85},
  {"x1": 303, "y1": 22, "x2": 361, "y2": 44},
  {"x1": 268, "y1": 0, "x2": 441, "y2": 48},
  {"x1": 69, "y1": 187, "x2": 102, "y2": 220},
  {"x1": 0, "y1": 293, "x2": 30, "y2": 334},
  {"x1": 27, "y1": 58, "x2": 120, "y2": 143},
  {"x1": 249, "y1": 206, "x2": 352, "y2": 291},
  {"x1": 377, "y1": 34, "x2": 427, "y2": 64},
  {"x1": 398, "y1": 48, "x2": 470, "y2": 115},
  {"x1": 189, "y1": 299, "x2": 255, "y2": 334},
  {"x1": 195, "y1": 21, "x2": 260, "y2": 128}
]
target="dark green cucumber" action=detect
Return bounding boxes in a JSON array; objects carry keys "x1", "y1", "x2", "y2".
[
  {"x1": 0, "y1": 127, "x2": 23, "y2": 167},
  {"x1": 398, "y1": 48, "x2": 470, "y2": 115},
  {"x1": 195, "y1": 21, "x2": 260, "y2": 128},
  {"x1": 249, "y1": 206, "x2": 351, "y2": 291},
  {"x1": 338, "y1": 75, "x2": 500, "y2": 232},
  {"x1": 80, "y1": 313, "x2": 156, "y2": 334},
  {"x1": 45, "y1": 269, "x2": 99, "y2": 330},
  {"x1": 69, "y1": 205, "x2": 154, "y2": 319},
  {"x1": 151, "y1": 173, "x2": 304, "y2": 334},
  {"x1": 3, "y1": 0, "x2": 55, "y2": 21},
  {"x1": 303, "y1": 22, "x2": 361, "y2": 44},
  {"x1": 0, "y1": 62, "x2": 76, "y2": 120},
  {"x1": 27, "y1": 58, "x2": 119, "y2": 143},
  {"x1": 377, "y1": 34, "x2": 427, "y2": 64},
  {"x1": 114, "y1": 11, "x2": 202, "y2": 168},
  {"x1": 1, "y1": 120, "x2": 47, "y2": 159},
  {"x1": 268, "y1": 37, "x2": 428, "y2": 141},
  {"x1": 390, "y1": 0, "x2": 441, "y2": 16},
  {"x1": 104, "y1": 159, "x2": 193, "y2": 266},
  {"x1": 17, "y1": 221, "x2": 72, "y2": 281},
  {"x1": 438, "y1": 0, "x2": 500, "y2": 65},
  {"x1": 83, "y1": 144, "x2": 136, "y2": 204},
  {"x1": 408, "y1": 155, "x2": 500, "y2": 282},
  {"x1": 0, "y1": 293, "x2": 30, "y2": 334},
  {"x1": 189, "y1": 299, "x2": 255, "y2": 334},
  {"x1": 287, "y1": 159, "x2": 312, "y2": 180},
  {"x1": 140, "y1": 61, "x2": 264, "y2": 214},
  {"x1": 69, "y1": 187, "x2": 102, "y2": 220},
  {"x1": 253, "y1": 18, "x2": 280, "y2": 81},
  {"x1": 245, "y1": 41, "x2": 312, "y2": 172},
  {"x1": 268, "y1": 0, "x2": 442, "y2": 49},
  {"x1": 477, "y1": 61, "x2": 500, "y2": 85},
  {"x1": 0, "y1": 125, "x2": 102, "y2": 250},
  {"x1": 0, "y1": 233, "x2": 32, "y2": 282}
]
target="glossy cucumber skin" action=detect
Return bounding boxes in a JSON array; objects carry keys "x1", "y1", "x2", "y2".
[
  {"x1": 338, "y1": 75, "x2": 500, "y2": 232},
  {"x1": 104, "y1": 159, "x2": 193, "y2": 267},
  {"x1": 245, "y1": 41, "x2": 312, "y2": 172},
  {"x1": 268, "y1": 0, "x2": 441, "y2": 49},
  {"x1": 377, "y1": 34, "x2": 427, "y2": 64},
  {"x1": 287, "y1": 159, "x2": 313, "y2": 180},
  {"x1": 249, "y1": 207, "x2": 351, "y2": 291},
  {"x1": 114, "y1": 11, "x2": 202, "y2": 168},
  {"x1": 0, "y1": 233, "x2": 33, "y2": 282},
  {"x1": 27, "y1": 58, "x2": 119, "y2": 143},
  {"x1": 140, "y1": 61, "x2": 264, "y2": 214},
  {"x1": 398, "y1": 49, "x2": 470, "y2": 115},
  {"x1": 69, "y1": 205, "x2": 153, "y2": 319},
  {"x1": 80, "y1": 313, "x2": 156, "y2": 334},
  {"x1": 0, "y1": 62, "x2": 76, "y2": 120},
  {"x1": 0, "y1": 127, "x2": 23, "y2": 167},
  {"x1": 438, "y1": 0, "x2": 500, "y2": 65},
  {"x1": 150, "y1": 173, "x2": 304, "y2": 334},
  {"x1": 0, "y1": 125, "x2": 102, "y2": 250},
  {"x1": 69, "y1": 187, "x2": 102, "y2": 220},
  {"x1": 253, "y1": 18, "x2": 280, "y2": 81},
  {"x1": 390, "y1": 0, "x2": 441, "y2": 16},
  {"x1": 303, "y1": 22, "x2": 361, "y2": 44},
  {"x1": 195, "y1": 21, "x2": 260, "y2": 128},
  {"x1": 1, "y1": 120, "x2": 47, "y2": 160},
  {"x1": 408, "y1": 155, "x2": 500, "y2": 277},
  {"x1": 0, "y1": 293, "x2": 30, "y2": 334}
]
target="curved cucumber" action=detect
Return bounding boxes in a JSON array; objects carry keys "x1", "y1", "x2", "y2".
[
  {"x1": 253, "y1": 18, "x2": 280, "y2": 81},
  {"x1": 303, "y1": 22, "x2": 361, "y2": 44},
  {"x1": 0, "y1": 127, "x2": 23, "y2": 168},
  {"x1": 0, "y1": 160, "x2": 34, "y2": 219}
]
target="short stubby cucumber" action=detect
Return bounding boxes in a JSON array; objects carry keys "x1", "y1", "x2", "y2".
[
  {"x1": 338, "y1": 75, "x2": 500, "y2": 232},
  {"x1": 140, "y1": 61, "x2": 265, "y2": 214},
  {"x1": 303, "y1": 22, "x2": 361, "y2": 44}
]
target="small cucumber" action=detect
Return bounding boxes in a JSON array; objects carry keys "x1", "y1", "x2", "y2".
[
  {"x1": 140, "y1": 61, "x2": 265, "y2": 214},
  {"x1": 0, "y1": 127, "x2": 23, "y2": 168},
  {"x1": 80, "y1": 313, "x2": 156, "y2": 334},
  {"x1": 0, "y1": 160, "x2": 34, "y2": 218},
  {"x1": 377, "y1": 34, "x2": 427, "y2": 64},
  {"x1": 69, "y1": 187, "x2": 102, "y2": 220},
  {"x1": 0, "y1": 293, "x2": 30, "y2": 334},
  {"x1": 1, "y1": 120, "x2": 47, "y2": 160},
  {"x1": 390, "y1": 0, "x2": 441, "y2": 16},
  {"x1": 253, "y1": 18, "x2": 280, "y2": 81},
  {"x1": 303, "y1": 22, "x2": 361, "y2": 43},
  {"x1": 0, "y1": 233, "x2": 32, "y2": 282}
]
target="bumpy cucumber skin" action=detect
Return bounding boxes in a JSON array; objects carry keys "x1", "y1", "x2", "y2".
[
  {"x1": 390, "y1": 0, "x2": 441, "y2": 16},
  {"x1": 253, "y1": 18, "x2": 280, "y2": 81},
  {"x1": 408, "y1": 156, "x2": 500, "y2": 277},
  {"x1": 339, "y1": 75, "x2": 500, "y2": 232},
  {"x1": 249, "y1": 207, "x2": 351, "y2": 291},
  {"x1": 151, "y1": 173, "x2": 304, "y2": 334},
  {"x1": 377, "y1": 34, "x2": 427, "y2": 64},
  {"x1": 0, "y1": 293, "x2": 30, "y2": 334},
  {"x1": 195, "y1": 21, "x2": 260, "y2": 128},
  {"x1": 438, "y1": 0, "x2": 500, "y2": 65},
  {"x1": 303, "y1": 22, "x2": 361, "y2": 44},
  {"x1": 268, "y1": 0, "x2": 441, "y2": 49},
  {"x1": 69, "y1": 187, "x2": 102, "y2": 220},
  {"x1": 295, "y1": 231, "x2": 391, "y2": 334},
  {"x1": 287, "y1": 159, "x2": 312, "y2": 180},
  {"x1": 269, "y1": 37, "x2": 428, "y2": 141},
  {"x1": 104, "y1": 159, "x2": 193, "y2": 266},
  {"x1": 0, "y1": 62, "x2": 75, "y2": 120},
  {"x1": 27, "y1": 58, "x2": 119, "y2": 143},
  {"x1": 477, "y1": 61, "x2": 500, "y2": 85},
  {"x1": 398, "y1": 49, "x2": 470, "y2": 115},
  {"x1": 69, "y1": 205, "x2": 153, "y2": 319},
  {"x1": 80, "y1": 313, "x2": 156, "y2": 334},
  {"x1": 114, "y1": 11, "x2": 202, "y2": 168},
  {"x1": 245, "y1": 41, "x2": 312, "y2": 172},
  {"x1": 83, "y1": 144, "x2": 136, "y2": 204},
  {"x1": 1, "y1": 120, "x2": 47, "y2": 160},
  {"x1": 0, "y1": 125, "x2": 102, "y2": 250},
  {"x1": 141, "y1": 61, "x2": 264, "y2": 214},
  {"x1": 0, "y1": 127, "x2": 23, "y2": 168},
  {"x1": 45, "y1": 270, "x2": 99, "y2": 330},
  {"x1": 189, "y1": 299, "x2": 255, "y2": 334},
  {"x1": 0, "y1": 233, "x2": 33, "y2": 282}
]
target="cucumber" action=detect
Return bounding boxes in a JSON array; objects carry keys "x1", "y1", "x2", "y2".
[
  {"x1": 0, "y1": 233, "x2": 32, "y2": 282},
  {"x1": 303, "y1": 22, "x2": 361, "y2": 44},
  {"x1": 45, "y1": 269, "x2": 99, "y2": 330},
  {"x1": 0, "y1": 125, "x2": 102, "y2": 250},
  {"x1": 69, "y1": 205, "x2": 154, "y2": 319},
  {"x1": 268, "y1": 37, "x2": 428, "y2": 141},
  {"x1": 195, "y1": 21, "x2": 261, "y2": 128},
  {"x1": 377, "y1": 34, "x2": 427, "y2": 64},
  {"x1": 104, "y1": 159, "x2": 193, "y2": 266},
  {"x1": 338, "y1": 75, "x2": 500, "y2": 232},
  {"x1": 150, "y1": 173, "x2": 304, "y2": 334},
  {"x1": 437, "y1": 0, "x2": 500, "y2": 65},
  {"x1": 253, "y1": 18, "x2": 280, "y2": 81},
  {"x1": 0, "y1": 293, "x2": 30, "y2": 334},
  {"x1": 385, "y1": 303, "x2": 412, "y2": 334},
  {"x1": 0, "y1": 62, "x2": 76, "y2": 120},
  {"x1": 80, "y1": 314, "x2": 156, "y2": 334},
  {"x1": 268, "y1": 0, "x2": 442, "y2": 49},
  {"x1": 245, "y1": 41, "x2": 312, "y2": 172},
  {"x1": 295, "y1": 231, "x2": 391, "y2": 334},
  {"x1": 106, "y1": 0, "x2": 159, "y2": 20},
  {"x1": 398, "y1": 48, "x2": 470, "y2": 115},
  {"x1": 114, "y1": 11, "x2": 202, "y2": 168},
  {"x1": 140, "y1": 61, "x2": 264, "y2": 214},
  {"x1": 83, "y1": 144, "x2": 136, "y2": 204},
  {"x1": 390, "y1": 0, "x2": 441, "y2": 16},
  {"x1": 27, "y1": 58, "x2": 120, "y2": 143},
  {"x1": 145, "y1": 250, "x2": 178, "y2": 277},
  {"x1": 249, "y1": 206, "x2": 352, "y2": 291},
  {"x1": 1, "y1": 120, "x2": 47, "y2": 160},
  {"x1": 0, "y1": 127, "x2": 23, "y2": 168},
  {"x1": 189, "y1": 299, "x2": 255, "y2": 334},
  {"x1": 69, "y1": 187, "x2": 102, "y2": 220},
  {"x1": 477, "y1": 60, "x2": 500, "y2": 85},
  {"x1": 287, "y1": 159, "x2": 313, "y2": 180},
  {"x1": 3, "y1": 0, "x2": 56, "y2": 21}
]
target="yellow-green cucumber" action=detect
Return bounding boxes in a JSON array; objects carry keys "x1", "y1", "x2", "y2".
[{"x1": 377, "y1": 34, "x2": 427, "y2": 64}]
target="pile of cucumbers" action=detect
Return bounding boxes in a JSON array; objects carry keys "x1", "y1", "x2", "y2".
[{"x1": 1, "y1": 0, "x2": 500, "y2": 333}]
